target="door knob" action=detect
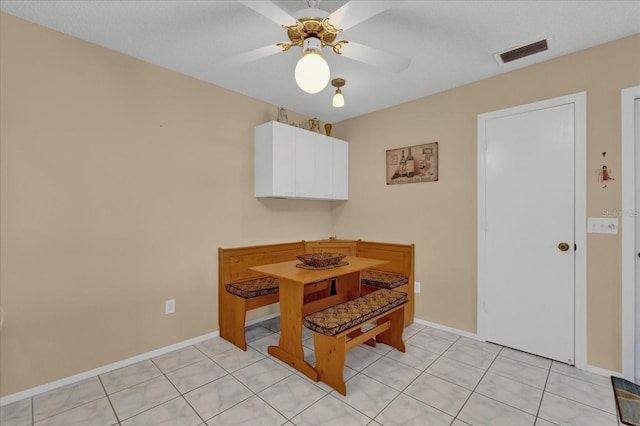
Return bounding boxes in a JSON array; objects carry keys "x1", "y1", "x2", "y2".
[{"x1": 558, "y1": 242, "x2": 570, "y2": 252}]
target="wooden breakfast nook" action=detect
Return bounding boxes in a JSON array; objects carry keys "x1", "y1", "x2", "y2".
[
  {"x1": 250, "y1": 255, "x2": 389, "y2": 382},
  {"x1": 218, "y1": 238, "x2": 415, "y2": 394}
]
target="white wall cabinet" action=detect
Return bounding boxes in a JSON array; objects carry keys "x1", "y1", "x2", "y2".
[{"x1": 255, "y1": 121, "x2": 349, "y2": 200}]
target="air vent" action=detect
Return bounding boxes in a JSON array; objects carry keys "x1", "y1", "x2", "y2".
[{"x1": 496, "y1": 39, "x2": 549, "y2": 64}]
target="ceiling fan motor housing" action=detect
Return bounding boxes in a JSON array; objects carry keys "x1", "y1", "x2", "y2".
[
  {"x1": 302, "y1": 36, "x2": 322, "y2": 52},
  {"x1": 285, "y1": 17, "x2": 340, "y2": 48}
]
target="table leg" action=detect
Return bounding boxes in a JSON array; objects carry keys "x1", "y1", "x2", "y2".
[
  {"x1": 334, "y1": 271, "x2": 360, "y2": 299},
  {"x1": 335, "y1": 271, "x2": 375, "y2": 347},
  {"x1": 268, "y1": 278, "x2": 318, "y2": 381}
]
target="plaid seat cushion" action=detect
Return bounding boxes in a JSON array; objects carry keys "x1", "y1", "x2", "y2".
[
  {"x1": 303, "y1": 289, "x2": 408, "y2": 336},
  {"x1": 226, "y1": 276, "x2": 279, "y2": 299},
  {"x1": 361, "y1": 270, "x2": 409, "y2": 289}
]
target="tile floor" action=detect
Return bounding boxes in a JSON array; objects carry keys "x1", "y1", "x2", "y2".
[{"x1": 0, "y1": 318, "x2": 621, "y2": 426}]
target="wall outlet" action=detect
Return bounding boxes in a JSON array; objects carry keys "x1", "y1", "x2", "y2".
[
  {"x1": 414, "y1": 281, "x2": 421, "y2": 294},
  {"x1": 165, "y1": 299, "x2": 175, "y2": 315}
]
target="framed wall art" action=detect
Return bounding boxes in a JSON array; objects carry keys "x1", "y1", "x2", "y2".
[{"x1": 386, "y1": 142, "x2": 438, "y2": 185}]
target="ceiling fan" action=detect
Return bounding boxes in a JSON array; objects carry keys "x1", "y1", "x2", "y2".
[{"x1": 219, "y1": 0, "x2": 410, "y2": 94}]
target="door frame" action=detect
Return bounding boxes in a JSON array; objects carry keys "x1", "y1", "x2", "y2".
[
  {"x1": 621, "y1": 85, "x2": 640, "y2": 380},
  {"x1": 477, "y1": 92, "x2": 587, "y2": 370}
]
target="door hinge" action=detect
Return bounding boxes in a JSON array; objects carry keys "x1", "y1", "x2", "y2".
[{"x1": 574, "y1": 244, "x2": 577, "y2": 251}]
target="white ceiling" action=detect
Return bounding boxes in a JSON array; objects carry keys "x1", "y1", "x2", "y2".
[{"x1": 1, "y1": 0, "x2": 639, "y2": 123}]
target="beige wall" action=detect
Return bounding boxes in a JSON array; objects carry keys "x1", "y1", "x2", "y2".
[
  {"x1": 330, "y1": 34, "x2": 640, "y2": 373},
  {"x1": 0, "y1": 14, "x2": 334, "y2": 397},
  {"x1": 1, "y1": 12, "x2": 638, "y2": 397}
]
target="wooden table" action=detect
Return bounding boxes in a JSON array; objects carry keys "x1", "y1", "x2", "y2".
[{"x1": 250, "y1": 256, "x2": 387, "y2": 381}]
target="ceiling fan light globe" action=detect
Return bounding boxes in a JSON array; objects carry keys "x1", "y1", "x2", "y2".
[
  {"x1": 332, "y1": 91, "x2": 344, "y2": 107},
  {"x1": 295, "y1": 50, "x2": 330, "y2": 94}
]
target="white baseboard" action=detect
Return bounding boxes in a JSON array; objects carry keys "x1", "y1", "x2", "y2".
[
  {"x1": 0, "y1": 313, "x2": 282, "y2": 407},
  {"x1": 413, "y1": 318, "x2": 478, "y2": 340},
  {"x1": 0, "y1": 312, "x2": 285, "y2": 406},
  {"x1": 587, "y1": 364, "x2": 622, "y2": 379},
  {"x1": 412, "y1": 318, "x2": 621, "y2": 379},
  {"x1": 0, "y1": 331, "x2": 219, "y2": 407},
  {"x1": 2, "y1": 314, "x2": 620, "y2": 406},
  {"x1": 245, "y1": 312, "x2": 279, "y2": 326}
]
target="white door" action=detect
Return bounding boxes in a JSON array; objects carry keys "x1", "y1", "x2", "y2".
[
  {"x1": 480, "y1": 103, "x2": 576, "y2": 364},
  {"x1": 619, "y1": 86, "x2": 639, "y2": 380},
  {"x1": 635, "y1": 98, "x2": 640, "y2": 379}
]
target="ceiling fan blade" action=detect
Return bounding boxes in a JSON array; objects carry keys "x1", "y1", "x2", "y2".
[
  {"x1": 213, "y1": 44, "x2": 283, "y2": 69},
  {"x1": 340, "y1": 41, "x2": 410, "y2": 73},
  {"x1": 327, "y1": 1, "x2": 399, "y2": 31},
  {"x1": 238, "y1": 0, "x2": 298, "y2": 26}
]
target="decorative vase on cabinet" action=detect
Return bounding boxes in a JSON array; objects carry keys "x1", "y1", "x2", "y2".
[
  {"x1": 277, "y1": 107, "x2": 288, "y2": 124},
  {"x1": 309, "y1": 117, "x2": 321, "y2": 133}
]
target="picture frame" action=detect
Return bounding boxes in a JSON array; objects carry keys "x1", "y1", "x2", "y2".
[{"x1": 386, "y1": 142, "x2": 438, "y2": 185}]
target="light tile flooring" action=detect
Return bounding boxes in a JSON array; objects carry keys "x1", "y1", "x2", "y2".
[{"x1": 0, "y1": 318, "x2": 621, "y2": 426}]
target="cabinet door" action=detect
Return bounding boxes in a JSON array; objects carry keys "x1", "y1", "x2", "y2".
[
  {"x1": 255, "y1": 122, "x2": 296, "y2": 197},
  {"x1": 294, "y1": 128, "x2": 316, "y2": 198},
  {"x1": 271, "y1": 124, "x2": 296, "y2": 197},
  {"x1": 332, "y1": 139, "x2": 349, "y2": 200},
  {"x1": 313, "y1": 133, "x2": 333, "y2": 199}
]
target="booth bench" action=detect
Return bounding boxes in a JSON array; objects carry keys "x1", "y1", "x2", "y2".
[
  {"x1": 217, "y1": 241, "x2": 330, "y2": 351},
  {"x1": 304, "y1": 239, "x2": 415, "y2": 326},
  {"x1": 218, "y1": 239, "x2": 415, "y2": 351},
  {"x1": 304, "y1": 288, "x2": 408, "y2": 395}
]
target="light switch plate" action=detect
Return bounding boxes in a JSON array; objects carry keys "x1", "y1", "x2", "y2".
[{"x1": 587, "y1": 217, "x2": 618, "y2": 234}]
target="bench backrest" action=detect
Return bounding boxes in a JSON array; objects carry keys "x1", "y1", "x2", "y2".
[
  {"x1": 304, "y1": 239, "x2": 358, "y2": 256},
  {"x1": 219, "y1": 241, "x2": 305, "y2": 284},
  {"x1": 303, "y1": 239, "x2": 413, "y2": 278},
  {"x1": 356, "y1": 240, "x2": 413, "y2": 277}
]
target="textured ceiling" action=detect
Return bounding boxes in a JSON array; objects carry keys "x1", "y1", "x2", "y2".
[{"x1": 1, "y1": 0, "x2": 639, "y2": 123}]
